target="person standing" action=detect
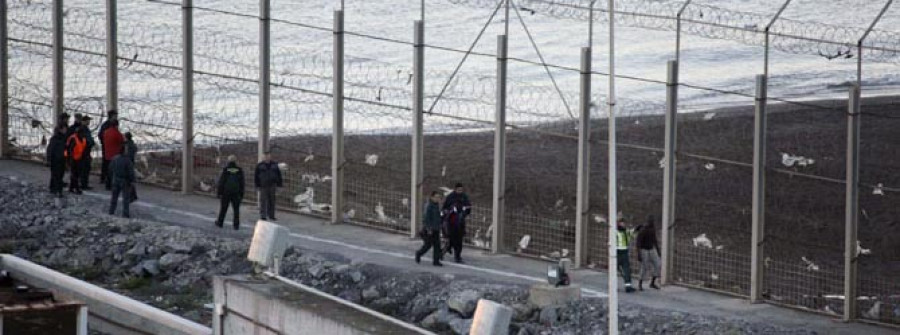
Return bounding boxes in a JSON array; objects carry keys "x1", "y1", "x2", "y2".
[
  {"x1": 78, "y1": 115, "x2": 96, "y2": 190},
  {"x1": 65, "y1": 124, "x2": 88, "y2": 195},
  {"x1": 123, "y1": 132, "x2": 139, "y2": 204},
  {"x1": 442, "y1": 183, "x2": 472, "y2": 263},
  {"x1": 46, "y1": 125, "x2": 68, "y2": 197},
  {"x1": 98, "y1": 111, "x2": 118, "y2": 189},
  {"x1": 216, "y1": 155, "x2": 245, "y2": 230},
  {"x1": 616, "y1": 217, "x2": 637, "y2": 293},
  {"x1": 57, "y1": 112, "x2": 70, "y2": 129},
  {"x1": 123, "y1": 132, "x2": 138, "y2": 163},
  {"x1": 66, "y1": 113, "x2": 82, "y2": 138},
  {"x1": 101, "y1": 120, "x2": 125, "y2": 189},
  {"x1": 108, "y1": 146, "x2": 135, "y2": 218},
  {"x1": 254, "y1": 151, "x2": 282, "y2": 221},
  {"x1": 636, "y1": 215, "x2": 662, "y2": 291},
  {"x1": 416, "y1": 191, "x2": 444, "y2": 267}
]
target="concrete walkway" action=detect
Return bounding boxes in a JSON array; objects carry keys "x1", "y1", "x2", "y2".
[{"x1": 0, "y1": 159, "x2": 894, "y2": 335}]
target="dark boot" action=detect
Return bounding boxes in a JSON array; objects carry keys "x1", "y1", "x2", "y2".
[
  {"x1": 651, "y1": 277, "x2": 660, "y2": 290},
  {"x1": 639, "y1": 280, "x2": 644, "y2": 291},
  {"x1": 415, "y1": 252, "x2": 421, "y2": 264},
  {"x1": 432, "y1": 261, "x2": 443, "y2": 267}
]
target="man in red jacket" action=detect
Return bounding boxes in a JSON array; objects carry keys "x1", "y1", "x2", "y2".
[{"x1": 102, "y1": 120, "x2": 125, "y2": 189}]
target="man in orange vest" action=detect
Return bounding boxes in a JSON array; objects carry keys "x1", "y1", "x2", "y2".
[{"x1": 66, "y1": 124, "x2": 88, "y2": 194}]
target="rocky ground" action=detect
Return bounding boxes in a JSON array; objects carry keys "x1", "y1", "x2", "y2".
[{"x1": 0, "y1": 175, "x2": 818, "y2": 334}]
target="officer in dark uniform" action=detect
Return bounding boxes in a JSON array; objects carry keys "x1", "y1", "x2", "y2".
[{"x1": 216, "y1": 155, "x2": 245, "y2": 230}]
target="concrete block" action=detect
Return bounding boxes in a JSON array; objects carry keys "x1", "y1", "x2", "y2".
[
  {"x1": 528, "y1": 283, "x2": 582, "y2": 308},
  {"x1": 247, "y1": 220, "x2": 289, "y2": 268},
  {"x1": 469, "y1": 299, "x2": 513, "y2": 335}
]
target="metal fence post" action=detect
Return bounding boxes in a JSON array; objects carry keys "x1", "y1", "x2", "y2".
[
  {"x1": 574, "y1": 46, "x2": 591, "y2": 268},
  {"x1": 607, "y1": 0, "x2": 619, "y2": 332},
  {"x1": 259, "y1": 0, "x2": 271, "y2": 160},
  {"x1": 52, "y1": 0, "x2": 64, "y2": 122},
  {"x1": 490, "y1": 34, "x2": 507, "y2": 254},
  {"x1": 750, "y1": 74, "x2": 767, "y2": 303},
  {"x1": 331, "y1": 10, "x2": 345, "y2": 225},
  {"x1": 0, "y1": 0, "x2": 8, "y2": 159},
  {"x1": 660, "y1": 60, "x2": 678, "y2": 285},
  {"x1": 182, "y1": 0, "x2": 194, "y2": 195},
  {"x1": 844, "y1": 84, "x2": 861, "y2": 322},
  {"x1": 106, "y1": 0, "x2": 117, "y2": 115},
  {"x1": 410, "y1": 20, "x2": 425, "y2": 238}
]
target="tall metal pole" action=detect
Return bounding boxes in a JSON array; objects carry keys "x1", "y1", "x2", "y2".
[
  {"x1": 607, "y1": 0, "x2": 618, "y2": 334},
  {"x1": 259, "y1": 0, "x2": 271, "y2": 160},
  {"x1": 106, "y1": 0, "x2": 117, "y2": 116},
  {"x1": 843, "y1": 1, "x2": 891, "y2": 319},
  {"x1": 574, "y1": 47, "x2": 591, "y2": 268},
  {"x1": 182, "y1": 0, "x2": 194, "y2": 194},
  {"x1": 588, "y1": 1, "x2": 596, "y2": 48},
  {"x1": 843, "y1": 84, "x2": 861, "y2": 322},
  {"x1": 331, "y1": 10, "x2": 345, "y2": 225},
  {"x1": 0, "y1": 0, "x2": 8, "y2": 159},
  {"x1": 660, "y1": 60, "x2": 678, "y2": 286},
  {"x1": 504, "y1": 0, "x2": 510, "y2": 36},
  {"x1": 491, "y1": 34, "x2": 507, "y2": 254},
  {"x1": 763, "y1": 0, "x2": 792, "y2": 81},
  {"x1": 52, "y1": 0, "x2": 64, "y2": 122},
  {"x1": 750, "y1": 74, "x2": 767, "y2": 303},
  {"x1": 674, "y1": 0, "x2": 691, "y2": 64},
  {"x1": 410, "y1": 20, "x2": 425, "y2": 238}
]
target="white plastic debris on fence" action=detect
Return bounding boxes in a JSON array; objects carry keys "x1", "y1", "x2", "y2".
[
  {"x1": 781, "y1": 152, "x2": 815, "y2": 167},
  {"x1": 801, "y1": 256, "x2": 820, "y2": 271},
  {"x1": 518, "y1": 235, "x2": 531, "y2": 252},
  {"x1": 692, "y1": 233, "x2": 713, "y2": 248},
  {"x1": 365, "y1": 154, "x2": 378, "y2": 166}
]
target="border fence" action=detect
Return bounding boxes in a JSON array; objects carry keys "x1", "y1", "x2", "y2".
[{"x1": 0, "y1": 0, "x2": 898, "y2": 328}]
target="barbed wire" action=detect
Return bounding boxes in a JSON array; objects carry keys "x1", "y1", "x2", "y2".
[{"x1": 447, "y1": 0, "x2": 900, "y2": 62}]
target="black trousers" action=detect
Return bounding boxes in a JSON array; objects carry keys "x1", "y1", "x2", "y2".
[
  {"x1": 49, "y1": 160, "x2": 66, "y2": 194},
  {"x1": 68, "y1": 160, "x2": 82, "y2": 192},
  {"x1": 258, "y1": 186, "x2": 277, "y2": 219},
  {"x1": 109, "y1": 181, "x2": 132, "y2": 217},
  {"x1": 216, "y1": 194, "x2": 241, "y2": 228},
  {"x1": 100, "y1": 158, "x2": 110, "y2": 187},
  {"x1": 447, "y1": 225, "x2": 465, "y2": 260},
  {"x1": 79, "y1": 155, "x2": 92, "y2": 188},
  {"x1": 416, "y1": 228, "x2": 441, "y2": 264},
  {"x1": 617, "y1": 249, "x2": 633, "y2": 285}
]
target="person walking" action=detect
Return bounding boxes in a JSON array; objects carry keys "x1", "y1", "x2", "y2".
[
  {"x1": 616, "y1": 217, "x2": 637, "y2": 293},
  {"x1": 254, "y1": 151, "x2": 282, "y2": 221},
  {"x1": 415, "y1": 191, "x2": 444, "y2": 267},
  {"x1": 65, "y1": 124, "x2": 89, "y2": 194},
  {"x1": 215, "y1": 155, "x2": 244, "y2": 230},
  {"x1": 78, "y1": 115, "x2": 96, "y2": 190},
  {"x1": 108, "y1": 146, "x2": 135, "y2": 218},
  {"x1": 98, "y1": 111, "x2": 118, "y2": 190},
  {"x1": 101, "y1": 120, "x2": 125, "y2": 190},
  {"x1": 442, "y1": 183, "x2": 472, "y2": 263},
  {"x1": 636, "y1": 215, "x2": 662, "y2": 291},
  {"x1": 46, "y1": 124, "x2": 68, "y2": 197}
]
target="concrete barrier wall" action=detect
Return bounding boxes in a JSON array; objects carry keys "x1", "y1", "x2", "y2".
[
  {"x1": 213, "y1": 275, "x2": 434, "y2": 335},
  {"x1": 0, "y1": 254, "x2": 211, "y2": 335}
]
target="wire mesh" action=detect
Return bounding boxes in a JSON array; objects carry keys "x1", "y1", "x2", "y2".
[
  {"x1": 4, "y1": 0, "x2": 900, "y2": 327},
  {"x1": 857, "y1": 97, "x2": 900, "y2": 324}
]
